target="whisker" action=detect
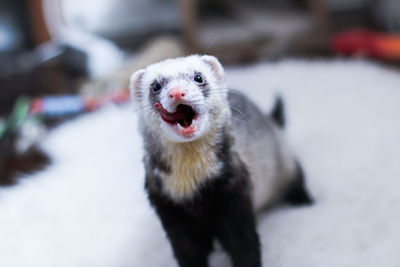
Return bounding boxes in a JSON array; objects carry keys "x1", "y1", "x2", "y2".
[
  {"x1": 205, "y1": 88, "x2": 246, "y2": 97},
  {"x1": 204, "y1": 37, "x2": 220, "y2": 54},
  {"x1": 228, "y1": 105, "x2": 249, "y2": 123},
  {"x1": 134, "y1": 102, "x2": 154, "y2": 111},
  {"x1": 231, "y1": 116, "x2": 249, "y2": 123},
  {"x1": 188, "y1": 97, "x2": 250, "y2": 123},
  {"x1": 134, "y1": 105, "x2": 154, "y2": 113}
]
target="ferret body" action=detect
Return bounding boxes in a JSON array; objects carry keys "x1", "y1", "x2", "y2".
[{"x1": 130, "y1": 55, "x2": 312, "y2": 267}]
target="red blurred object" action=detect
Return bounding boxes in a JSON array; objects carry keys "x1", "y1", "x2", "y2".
[
  {"x1": 332, "y1": 29, "x2": 400, "y2": 61},
  {"x1": 84, "y1": 89, "x2": 130, "y2": 111}
]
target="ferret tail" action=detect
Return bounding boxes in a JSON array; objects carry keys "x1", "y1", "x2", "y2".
[{"x1": 270, "y1": 96, "x2": 285, "y2": 128}]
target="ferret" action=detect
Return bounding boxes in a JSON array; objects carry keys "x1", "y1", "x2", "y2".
[{"x1": 130, "y1": 55, "x2": 312, "y2": 267}]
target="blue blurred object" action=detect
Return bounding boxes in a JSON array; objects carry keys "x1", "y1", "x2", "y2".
[{"x1": 33, "y1": 96, "x2": 85, "y2": 117}]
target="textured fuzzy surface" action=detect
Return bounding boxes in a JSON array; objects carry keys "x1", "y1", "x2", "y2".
[
  {"x1": 131, "y1": 55, "x2": 230, "y2": 200},
  {"x1": 1, "y1": 60, "x2": 400, "y2": 267}
]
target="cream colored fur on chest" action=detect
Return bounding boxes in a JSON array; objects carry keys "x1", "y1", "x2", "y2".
[{"x1": 159, "y1": 134, "x2": 222, "y2": 200}]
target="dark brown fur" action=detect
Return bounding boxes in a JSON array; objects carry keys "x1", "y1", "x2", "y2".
[{"x1": 144, "y1": 127, "x2": 261, "y2": 267}]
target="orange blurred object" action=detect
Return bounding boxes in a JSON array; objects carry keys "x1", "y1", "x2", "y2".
[{"x1": 332, "y1": 29, "x2": 400, "y2": 61}]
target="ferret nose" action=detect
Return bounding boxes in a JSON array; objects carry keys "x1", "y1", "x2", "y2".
[{"x1": 168, "y1": 87, "x2": 186, "y2": 101}]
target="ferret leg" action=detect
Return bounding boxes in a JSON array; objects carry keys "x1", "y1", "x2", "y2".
[
  {"x1": 215, "y1": 195, "x2": 261, "y2": 267},
  {"x1": 169, "y1": 232, "x2": 213, "y2": 267},
  {"x1": 153, "y1": 204, "x2": 214, "y2": 267},
  {"x1": 284, "y1": 162, "x2": 313, "y2": 205}
]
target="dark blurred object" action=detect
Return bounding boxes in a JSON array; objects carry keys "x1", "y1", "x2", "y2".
[
  {"x1": 26, "y1": 0, "x2": 52, "y2": 44},
  {"x1": 318, "y1": 0, "x2": 400, "y2": 33},
  {"x1": 0, "y1": 97, "x2": 49, "y2": 186},
  {"x1": 332, "y1": 29, "x2": 400, "y2": 61},
  {"x1": 326, "y1": 0, "x2": 370, "y2": 32},
  {"x1": 0, "y1": 0, "x2": 92, "y2": 115},
  {"x1": 197, "y1": 2, "x2": 318, "y2": 63},
  {"x1": 368, "y1": 0, "x2": 400, "y2": 33},
  {"x1": 0, "y1": 142, "x2": 50, "y2": 186},
  {"x1": 0, "y1": 0, "x2": 124, "y2": 112},
  {"x1": 199, "y1": 0, "x2": 233, "y2": 17},
  {"x1": 194, "y1": 0, "x2": 400, "y2": 62},
  {"x1": 0, "y1": 0, "x2": 33, "y2": 53},
  {"x1": 0, "y1": 45, "x2": 86, "y2": 115}
]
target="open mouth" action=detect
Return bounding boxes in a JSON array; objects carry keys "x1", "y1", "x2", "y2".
[{"x1": 154, "y1": 102, "x2": 199, "y2": 136}]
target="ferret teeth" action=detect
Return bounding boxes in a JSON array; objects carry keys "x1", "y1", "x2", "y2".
[{"x1": 178, "y1": 123, "x2": 184, "y2": 131}]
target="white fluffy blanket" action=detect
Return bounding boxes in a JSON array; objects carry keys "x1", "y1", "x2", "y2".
[{"x1": 1, "y1": 60, "x2": 399, "y2": 267}]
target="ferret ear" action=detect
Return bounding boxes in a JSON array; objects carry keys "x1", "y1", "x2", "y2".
[
  {"x1": 130, "y1": 69, "x2": 145, "y2": 108},
  {"x1": 201, "y1": 55, "x2": 225, "y2": 82}
]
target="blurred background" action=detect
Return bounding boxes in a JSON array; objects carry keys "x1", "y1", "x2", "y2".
[
  {"x1": 1, "y1": 1, "x2": 400, "y2": 266},
  {"x1": 1, "y1": 0, "x2": 400, "y2": 187}
]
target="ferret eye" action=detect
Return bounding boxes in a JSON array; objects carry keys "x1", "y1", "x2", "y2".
[
  {"x1": 153, "y1": 83, "x2": 162, "y2": 92},
  {"x1": 194, "y1": 75, "x2": 203, "y2": 84}
]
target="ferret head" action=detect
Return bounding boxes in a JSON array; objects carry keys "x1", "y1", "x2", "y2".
[{"x1": 130, "y1": 55, "x2": 230, "y2": 143}]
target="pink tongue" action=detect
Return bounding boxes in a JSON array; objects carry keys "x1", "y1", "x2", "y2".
[{"x1": 154, "y1": 102, "x2": 189, "y2": 125}]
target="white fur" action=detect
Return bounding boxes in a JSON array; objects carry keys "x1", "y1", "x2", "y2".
[
  {"x1": 131, "y1": 55, "x2": 231, "y2": 199},
  {"x1": 130, "y1": 55, "x2": 228, "y2": 143},
  {"x1": 1, "y1": 60, "x2": 400, "y2": 266}
]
